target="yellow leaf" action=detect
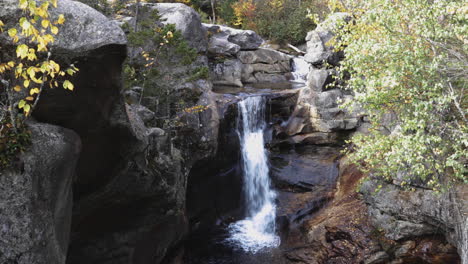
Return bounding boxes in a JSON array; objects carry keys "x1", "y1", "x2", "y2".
[
  {"x1": 57, "y1": 14, "x2": 65, "y2": 24},
  {"x1": 18, "y1": 100, "x2": 26, "y2": 109},
  {"x1": 20, "y1": 19, "x2": 31, "y2": 31},
  {"x1": 30, "y1": 88, "x2": 40, "y2": 95},
  {"x1": 41, "y1": 19, "x2": 49, "y2": 28},
  {"x1": 19, "y1": 0, "x2": 27, "y2": 9},
  {"x1": 23, "y1": 104, "x2": 31, "y2": 114},
  {"x1": 63, "y1": 80, "x2": 74, "y2": 90},
  {"x1": 13, "y1": 85, "x2": 21, "y2": 92},
  {"x1": 8, "y1": 28, "x2": 17, "y2": 38},
  {"x1": 25, "y1": 96, "x2": 34, "y2": 101},
  {"x1": 51, "y1": 26, "x2": 58, "y2": 35},
  {"x1": 16, "y1": 44, "x2": 29, "y2": 59},
  {"x1": 7, "y1": 61, "x2": 15, "y2": 67},
  {"x1": 24, "y1": 79, "x2": 30, "y2": 88}
]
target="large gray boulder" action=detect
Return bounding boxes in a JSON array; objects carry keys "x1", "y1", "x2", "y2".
[
  {"x1": 237, "y1": 48, "x2": 292, "y2": 84},
  {"x1": 0, "y1": 122, "x2": 81, "y2": 264},
  {"x1": 238, "y1": 48, "x2": 291, "y2": 64},
  {"x1": 304, "y1": 12, "x2": 351, "y2": 66},
  {"x1": 153, "y1": 3, "x2": 207, "y2": 52},
  {"x1": 0, "y1": 0, "x2": 126, "y2": 55},
  {"x1": 203, "y1": 23, "x2": 263, "y2": 51},
  {"x1": 207, "y1": 35, "x2": 241, "y2": 56},
  {"x1": 210, "y1": 59, "x2": 243, "y2": 87}
]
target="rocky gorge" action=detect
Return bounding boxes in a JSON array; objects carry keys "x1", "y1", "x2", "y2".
[{"x1": 0, "y1": 1, "x2": 466, "y2": 264}]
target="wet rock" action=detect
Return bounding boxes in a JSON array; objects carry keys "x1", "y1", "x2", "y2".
[
  {"x1": 271, "y1": 146, "x2": 340, "y2": 192},
  {"x1": 0, "y1": 122, "x2": 81, "y2": 264},
  {"x1": 279, "y1": 159, "x2": 382, "y2": 263}
]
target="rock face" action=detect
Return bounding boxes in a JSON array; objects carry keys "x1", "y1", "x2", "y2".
[
  {"x1": 280, "y1": 158, "x2": 461, "y2": 264},
  {"x1": 280, "y1": 12, "x2": 364, "y2": 144},
  {"x1": 203, "y1": 23, "x2": 293, "y2": 86},
  {"x1": 0, "y1": 122, "x2": 81, "y2": 264},
  {"x1": 0, "y1": 1, "x2": 126, "y2": 263},
  {"x1": 62, "y1": 3, "x2": 220, "y2": 264},
  {"x1": 362, "y1": 180, "x2": 468, "y2": 263},
  {"x1": 2, "y1": 1, "x2": 219, "y2": 264}
]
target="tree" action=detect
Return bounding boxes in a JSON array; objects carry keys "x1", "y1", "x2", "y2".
[
  {"x1": 336, "y1": 0, "x2": 467, "y2": 189},
  {"x1": 231, "y1": 0, "x2": 317, "y2": 45},
  {"x1": 0, "y1": 0, "x2": 77, "y2": 167}
]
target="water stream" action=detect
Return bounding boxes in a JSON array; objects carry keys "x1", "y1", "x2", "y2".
[
  {"x1": 291, "y1": 56, "x2": 309, "y2": 83},
  {"x1": 227, "y1": 96, "x2": 280, "y2": 253}
]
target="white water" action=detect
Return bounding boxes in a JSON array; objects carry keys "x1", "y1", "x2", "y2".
[
  {"x1": 291, "y1": 56, "x2": 309, "y2": 83},
  {"x1": 227, "y1": 96, "x2": 280, "y2": 253}
]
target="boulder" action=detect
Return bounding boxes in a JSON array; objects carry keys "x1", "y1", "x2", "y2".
[
  {"x1": 210, "y1": 59, "x2": 243, "y2": 87},
  {"x1": 251, "y1": 61, "x2": 291, "y2": 73},
  {"x1": 0, "y1": 122, "x2": 81, "y2": 264},
  {"x1": 0, "y1": 0, "x2": 126, "y2": 55},
  {"x1": 152, "y1": 3, "x2": 207, "y2": 52},
  {"x1": 307, "y1": 68, "x2": 334, "y2": 92},
  {"x1": 203, "y1": 23, "x2": 263, "y2": 50},
  {"x1": 253, "y1": 72, "x2": 288, "y2": 83},
  {"x1": 238, "y1": 48, "x2": 291, "y2": 64},
  {"x1": 207, "y1": 35, "x2": 241, "y2": 56},
  {"x1": 239, "y1": 53, "x2": 291, "y2": 84},
  {"x1": 286, "y1": 87, "x2": 362, "y2": 134},
  {"x1": 304, "y1": 12, "x2": 351, "y2": 66}
]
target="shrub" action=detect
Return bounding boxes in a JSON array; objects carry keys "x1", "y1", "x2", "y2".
[{"x1": 231, "y1": 0, "x2": 317, "y2": 45}]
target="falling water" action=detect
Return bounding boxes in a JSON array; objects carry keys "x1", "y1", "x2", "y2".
[
  {"x1": 291, "y1": 56, "x2": 309, "y2": 83},
  {"x1": 227, "y1": 96, "x2": 280, "y2": 253}
]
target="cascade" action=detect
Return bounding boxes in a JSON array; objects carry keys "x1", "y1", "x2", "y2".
[
  {"x1": 291, "y1": 56, "x2": 309, "y2": 83},
  {"x1": 227, "y1": 96, "x2": 280, "y2": 253}
]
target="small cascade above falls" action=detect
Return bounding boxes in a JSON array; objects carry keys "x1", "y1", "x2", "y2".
[
  {"x1": 227, "y1": 96, "x2": 280, "y2": 253},
  {"x1": 291, "y1": 56, "x2": 310, "y2": 83}
]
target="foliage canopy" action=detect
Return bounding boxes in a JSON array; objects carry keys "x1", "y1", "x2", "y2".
[{"x1": 337, "y1": 0, "x2": 467, "y2": 189}]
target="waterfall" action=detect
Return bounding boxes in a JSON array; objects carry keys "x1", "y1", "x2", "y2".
[
  {"x1": 227, "y1": 96, "x2": 280, "y2": 253},
  {"x1": 291, "y1": 56, "x2": 309, "y2": 83}
]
